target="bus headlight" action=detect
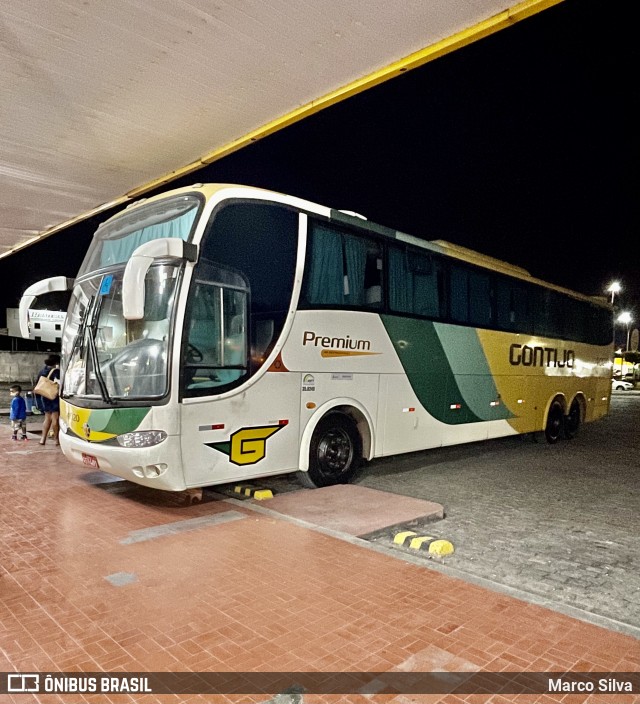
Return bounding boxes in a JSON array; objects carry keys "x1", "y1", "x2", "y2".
[{"x1": 116, "y1": 430, "x2": 167, "y2": 448}]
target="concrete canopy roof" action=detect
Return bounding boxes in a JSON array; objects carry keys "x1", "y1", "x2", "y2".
[{"x1": 0, "y1": 0, "x2": 559, "y2": 259}]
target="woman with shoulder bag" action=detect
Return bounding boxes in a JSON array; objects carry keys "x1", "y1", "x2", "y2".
[{"x1": 35, "y1": 353, "x2": 61, "y2": 446}]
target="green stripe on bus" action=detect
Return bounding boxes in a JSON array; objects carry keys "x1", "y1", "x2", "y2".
[
  {"x1": 381, "y1": 315, "x2": 483, "y2": 425},
  {"x1": 433, "y1": 324, "x2": 514, "y2": 421},
  {"x1": 381, "y1": 316, "x2": 515, "y2": 423},
  {"x1": 86, "y1": 407, "x2": 151, "y2": 434}
]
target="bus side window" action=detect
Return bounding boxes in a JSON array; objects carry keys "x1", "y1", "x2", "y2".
[
  {"x1": 388, "y1": 246, "x2": 441, "y2": 318},
  {"x1": 182, "y1": 274, "x2": 249, "y2": 393},
  {"x1": 303, "y1": 222, "x2": 382, "y2": 310},
  {"x1": 304, "y1": 224, "x2": 344, "y2": 305},
  {"x1": 185, "y1": 283, "x2": 221, "y2": 370}
]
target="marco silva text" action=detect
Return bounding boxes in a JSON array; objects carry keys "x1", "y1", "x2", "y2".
[{"x1": 548, "y1": 676, "x2": 635, "y2": 693}]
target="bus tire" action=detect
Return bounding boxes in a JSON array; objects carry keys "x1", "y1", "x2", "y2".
[
  {"x1": 564, "y1": 398, "x2": 582, "y2": 439},
  {"x1": 545, "y1": 400, "x2": 564, "y2": 444},
  {"x1": 301, "y1": 413, "x2": 362, "y2": 488}
]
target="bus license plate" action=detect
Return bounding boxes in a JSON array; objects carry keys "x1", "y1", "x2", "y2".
[{"x1": 82, "y1": 453, "x2": 100, "y2": 469}]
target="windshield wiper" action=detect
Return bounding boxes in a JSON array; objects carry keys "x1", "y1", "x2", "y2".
[
  {"x1": 86, "y1": 326, "x2": 114, "y2": 404},
  {"x1": 62, "y1": 295, "x2": 93, "y2": 399},
  {"x1": 87, "y1": 294, "x2": 115, "y2": 405}
]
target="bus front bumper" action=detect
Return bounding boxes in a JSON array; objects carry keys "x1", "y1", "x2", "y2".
[{"x1": 59, "y1": 432, "x2": 187, "y2": 491}]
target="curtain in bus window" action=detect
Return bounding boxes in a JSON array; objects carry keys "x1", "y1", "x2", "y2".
[
  {"x1": 305, "y1": 224, "x2": 344, "y2": 304},
  {"x1": 388, "y1": 247, "x2": 413, "y2": 312},
  {"x1": 411, "y1": 257, "x2": 439, "y2": 318},
  {"x1": 388, "y1": 247, "x2": 440, "y2": 317},
  {"x1": 100, "y1": 210, "x2": 197, "y2": 267},
  {"x1": 343, "y1": 234, "x2": 367, "y2": 306}
]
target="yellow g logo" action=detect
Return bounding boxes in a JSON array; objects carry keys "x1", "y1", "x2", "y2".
[{"x1": 207, "y1": 425, "x2": 284, "y2": 466}]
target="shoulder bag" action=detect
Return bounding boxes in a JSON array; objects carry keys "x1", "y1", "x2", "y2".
[{"x1": 34, "y1": 368, "x2": 59, "y2": 401}]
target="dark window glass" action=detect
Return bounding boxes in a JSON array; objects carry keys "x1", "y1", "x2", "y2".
[
  {"x1": 468, "y1": 270, "x2": 492, "y2": 327},
  {"x1": 549, "y1": 292, "x2": 566, "y2": 339},
  {"x1": 496, "y1": 278, "x2": 533, "y2": 333},
  {"x1": 495, "y1": 278, "x2": 512, "y2": 330},
  {"x1": 449, "y1": 265, "x2": 469, "y2": 323},
  {"x1": 531, "y1": 289, "x2": 612, "y2": 343},
  {"x1": 183, "y1": 202, "x2": 298, "y2": 397},
  {"x1": 449, "y1": 263, "x2": 493, "y2": 327},
  {"x1": 512, "y1": 284, "x2": 531, "y2": 333},
  {"x1": 588, "y1": 305, "x2": 613, "y2": 346},
  {"x1": 564, "y1": 298, "x2": 584, "y2": 341},
  {"x1": 533, "y1": 289, "x2": 552, "y2": 337}
]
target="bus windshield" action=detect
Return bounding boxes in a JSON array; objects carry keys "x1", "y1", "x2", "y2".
[
  {"x1": 77, "y1": 194, "x2": 200, "y2": 276},
  {"x1": 62, "y1": 265, "x2": 180, "y2": 401}
]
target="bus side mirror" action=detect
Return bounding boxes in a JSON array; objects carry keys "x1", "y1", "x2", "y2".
[
  {"x1": 122, "y1": 238, "x2": 197, "y2": 320},
  {"x1": 19, "y1": 276, "x2": 74, "y2": 338}
]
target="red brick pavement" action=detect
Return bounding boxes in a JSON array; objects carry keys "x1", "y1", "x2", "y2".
[{"x1": 0, "y1": 429, "x2": 638, "y2": 703}]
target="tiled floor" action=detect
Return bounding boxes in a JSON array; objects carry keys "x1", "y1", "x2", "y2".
[{"x1": 0, "y1": 428, "x2": 638, "y2": 703}]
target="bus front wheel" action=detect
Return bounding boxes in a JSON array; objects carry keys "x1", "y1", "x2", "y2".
[
  {"x1": 300, "y1": 413, "x2": 362, "y2": 488},
  {"x1": 545, "y1": 400, "x2": 565, "y2": 444}
]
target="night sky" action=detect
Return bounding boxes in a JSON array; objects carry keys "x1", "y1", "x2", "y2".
[{"x1": 2, "y1": 0, "x2": 637, "y2": 331}]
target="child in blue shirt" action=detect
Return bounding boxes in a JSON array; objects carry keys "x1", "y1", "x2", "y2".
[{"x1": 10, "y1": 384, "x2": 28, "y2": 441}]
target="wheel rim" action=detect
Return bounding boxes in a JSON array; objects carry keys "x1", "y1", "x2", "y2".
[{"x1": 316, "y1": 427, "x2": 354, "y2": 479}]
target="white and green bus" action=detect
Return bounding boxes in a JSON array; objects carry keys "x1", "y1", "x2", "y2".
[{"x1": 21, "y1": 184, "x2": 613, "y2": 490}]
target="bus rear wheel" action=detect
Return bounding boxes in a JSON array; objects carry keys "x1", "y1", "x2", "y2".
[
  {"x1": 545, "y1": 400, "x2": 565, "y2": 444},
  {"x1": 301, "y1": 413, "x2": 362, "y2": 488},
  {"x1": 564, "y1": 398, "x2": 582, "y2": 439}
]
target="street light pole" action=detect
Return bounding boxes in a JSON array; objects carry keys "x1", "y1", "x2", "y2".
[{"x1": 617, "y1": 312, "x2": 633, "y2": 376}]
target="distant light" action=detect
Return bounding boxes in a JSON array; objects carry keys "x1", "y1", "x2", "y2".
[
  {"x1": 607, "y1": 281, "x2": 621, "y2": 304},
  {"x1": 618, "y1": 311, "x2": 633, "y2": 325}
]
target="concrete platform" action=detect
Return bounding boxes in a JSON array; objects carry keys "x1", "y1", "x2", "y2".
[{"x1": 261, "y1": 484, "x2": 444, "y2": 536}]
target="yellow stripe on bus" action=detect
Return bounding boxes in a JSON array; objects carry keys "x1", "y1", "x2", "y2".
[{"x1": 320, "y1": 350, "x2": 382, "y2": 358}]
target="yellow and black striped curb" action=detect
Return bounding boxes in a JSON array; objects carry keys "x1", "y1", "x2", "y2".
[
  {"x1": 393, "y1": 530, "x2": 454, "y2": 556},
  {"x1": 233, "y1": 484, "x2": 274, "y2": 500}
]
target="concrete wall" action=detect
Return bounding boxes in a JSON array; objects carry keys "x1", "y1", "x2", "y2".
[{"x1": 0, "y1": 351, "x2": 48, "y2": 383}]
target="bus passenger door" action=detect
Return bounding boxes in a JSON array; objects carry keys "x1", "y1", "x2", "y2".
[
  {"x1": 179, "y1": 374, "x2": 302, "y2": 488},
  {"x1": 178, "y1": 272, "x2": 301, "y2": 487}
]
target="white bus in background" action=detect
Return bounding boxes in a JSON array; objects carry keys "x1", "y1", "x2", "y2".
[
  {"x1": 18, "y1": 281, "x2": 71, "y2": 344},
  {"x1": 20, "y1": 184, "x2": 612, "y2": 491}
]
